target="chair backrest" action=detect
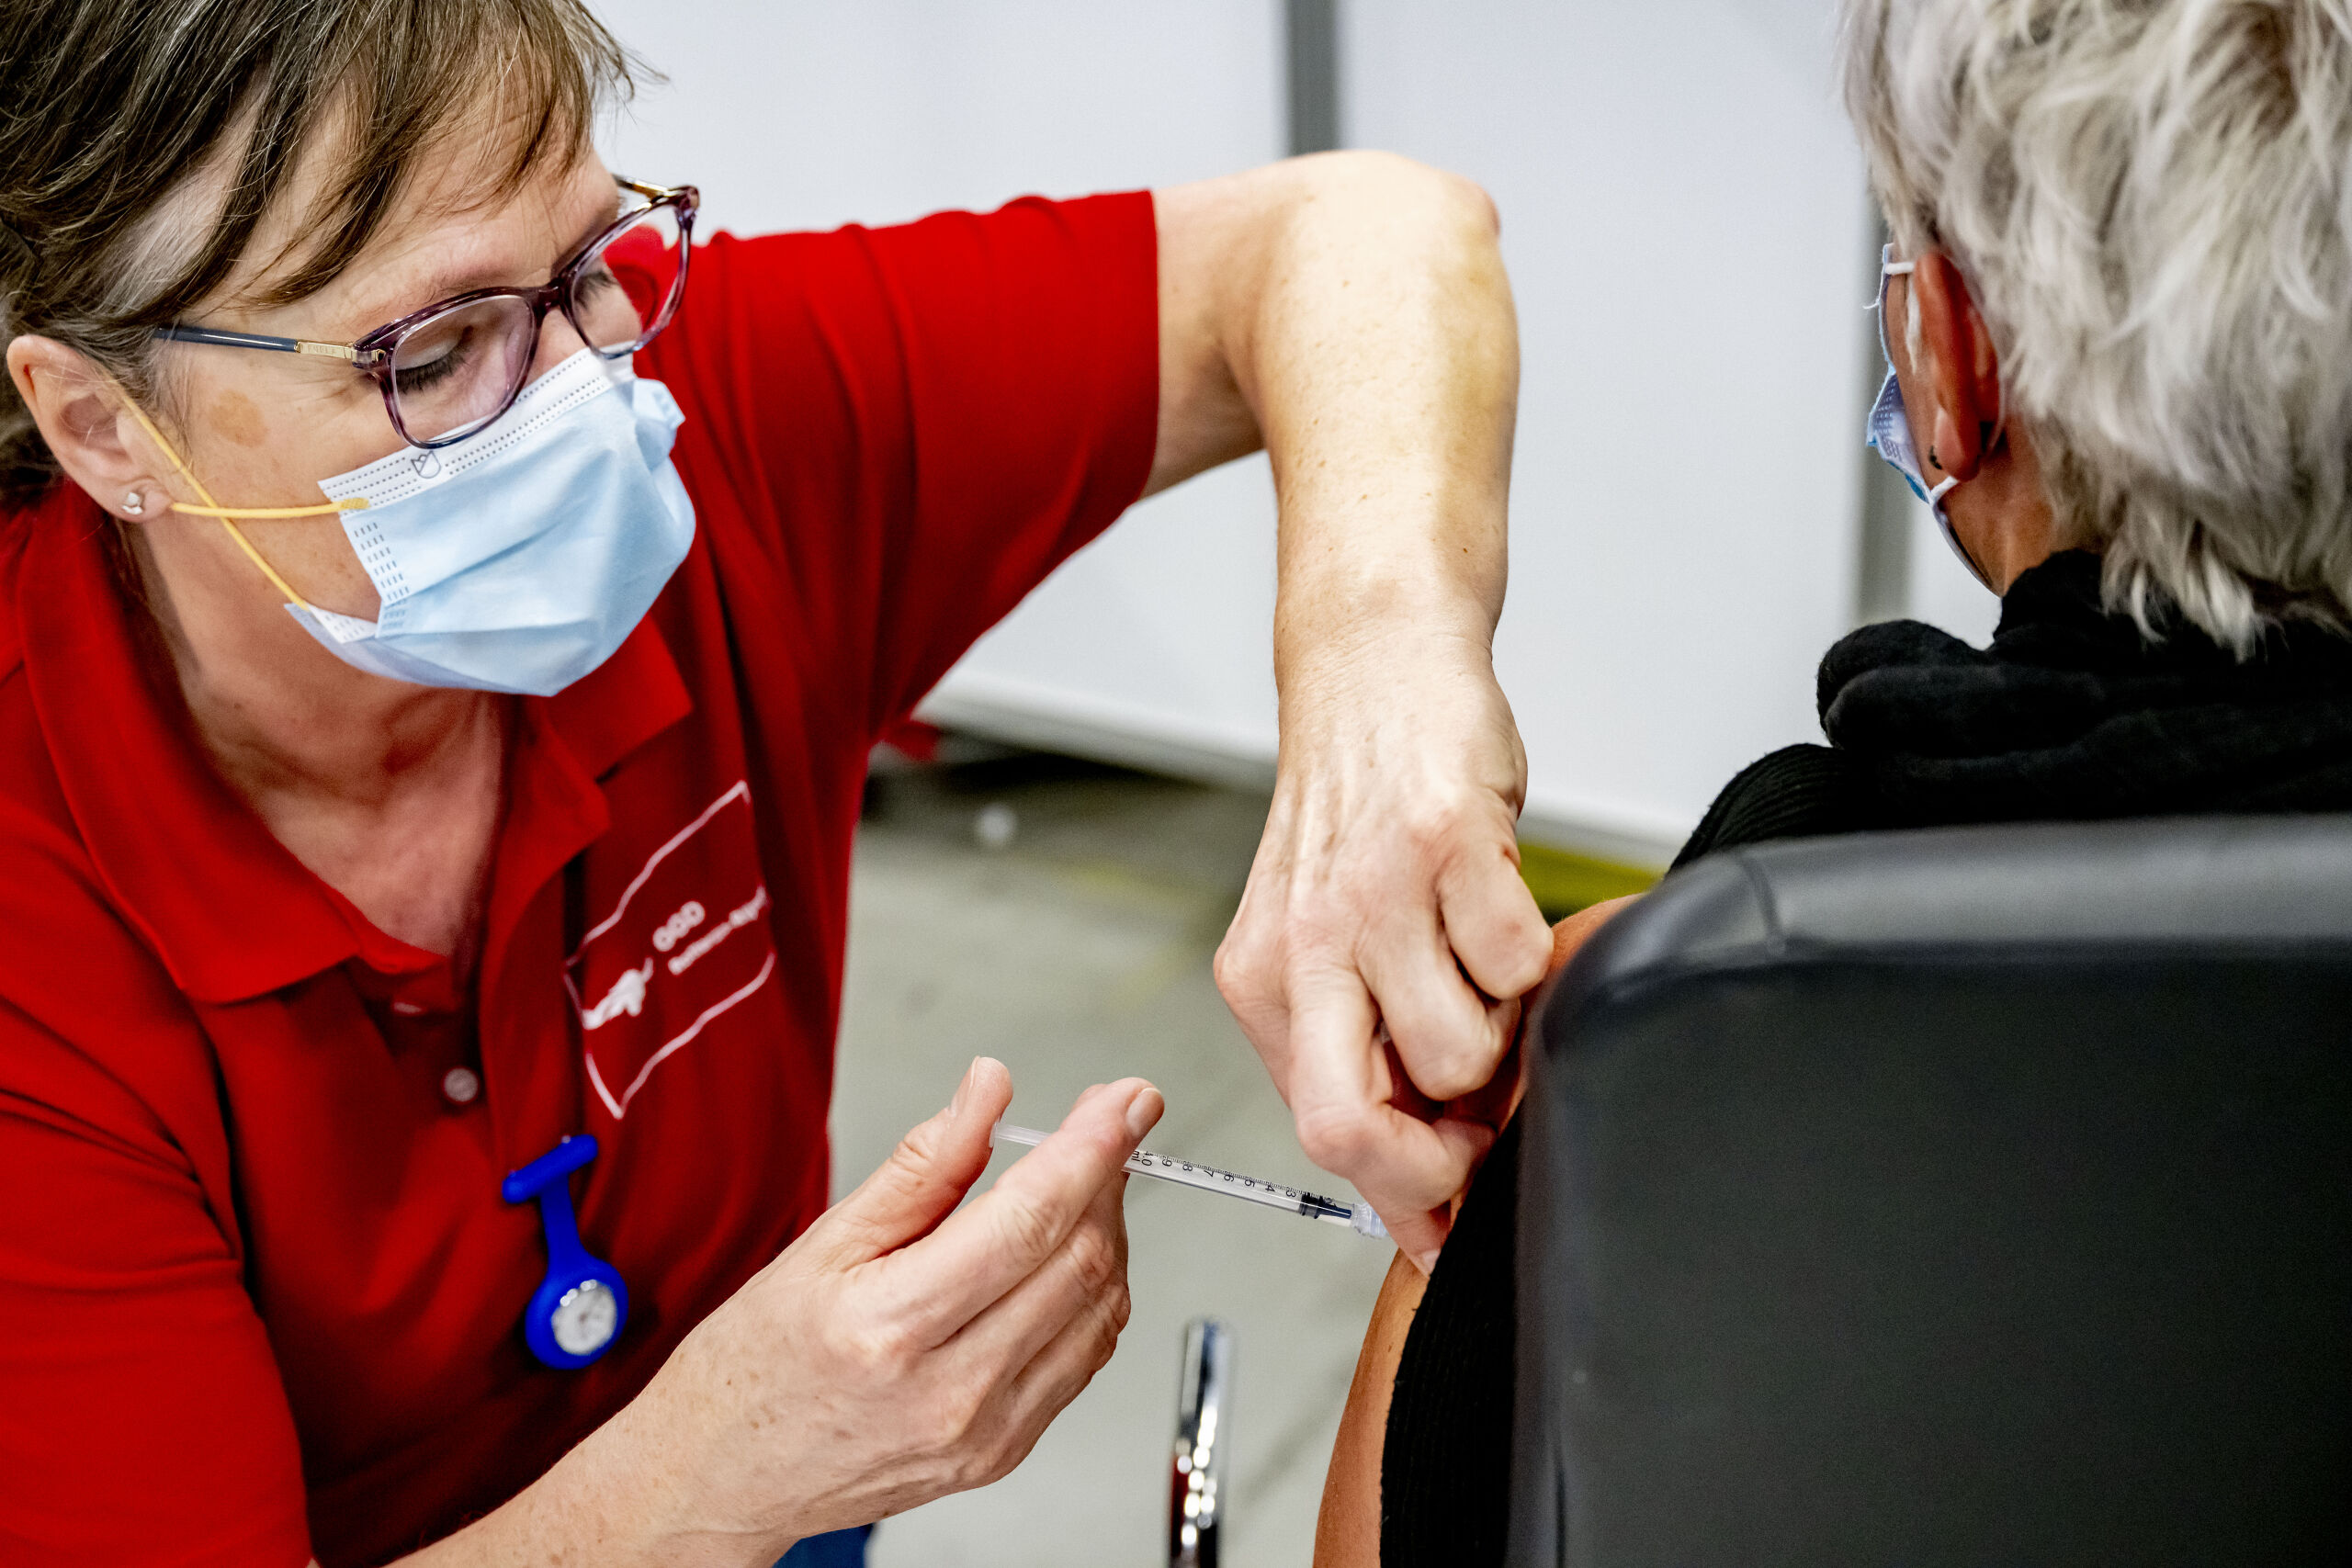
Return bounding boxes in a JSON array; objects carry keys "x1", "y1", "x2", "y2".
[{"x1": 1510, "y1": 816, "x2": 2352, "y2": 1567}]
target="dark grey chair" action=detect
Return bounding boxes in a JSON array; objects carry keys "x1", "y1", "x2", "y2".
[{"x1": 1510, "y1": 817, "x2": 2352, "y2": 1566}]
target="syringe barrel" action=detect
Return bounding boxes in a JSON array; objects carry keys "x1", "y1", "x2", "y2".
[
  {"x1": 989, "y1": 1121, "x2": 1385, "y2": 1237},
  {"x1": 1129, "y1": 1149, "x2": 1313, "y2": 1214}
]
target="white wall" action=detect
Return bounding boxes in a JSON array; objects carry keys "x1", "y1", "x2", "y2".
[
  {"x1": 594, "y1": 1, "x2": 1283, "y2": 234},
  {"x1": 1345, "y1": 2, "x2": 1873, "y2": 859},
  {"x1": 594, "y1": 1, "x2": 1885, "y2": 867}
]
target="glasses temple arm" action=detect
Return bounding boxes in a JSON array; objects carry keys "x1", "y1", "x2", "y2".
[{"x1": 152, "y1": 324, "x2": 365, "y2": 363}]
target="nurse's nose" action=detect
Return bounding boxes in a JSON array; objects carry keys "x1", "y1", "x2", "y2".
[{"x1": 529, "y1": 302, "x2": 594, "y2": 383}]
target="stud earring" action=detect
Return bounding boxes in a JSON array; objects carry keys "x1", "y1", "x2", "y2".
[{"x1": 120, "y1": 490, "x2": 146, "y2": 516}]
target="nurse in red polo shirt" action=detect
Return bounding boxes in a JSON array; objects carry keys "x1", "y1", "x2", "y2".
[{"x1": 0, "y1": 4, "x2": 1554, "y2": 1564}]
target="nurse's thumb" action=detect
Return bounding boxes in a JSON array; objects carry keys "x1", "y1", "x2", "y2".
[{"x1": 818, "y1": 1056, "x2": 1012, "y2": 1265}]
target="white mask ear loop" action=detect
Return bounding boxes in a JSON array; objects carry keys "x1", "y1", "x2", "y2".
[{"x1": 105, "y1": 379, "x2": 369, "y2": 615}]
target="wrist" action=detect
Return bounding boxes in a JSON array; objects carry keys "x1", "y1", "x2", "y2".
[
  {"x1": 508, "y1": 1391, "x2": 764, "y2": 1568},
  {"x1": 1275, "y1": 574, "x2": 1497, "y2": 668},
  {"x1": 1275, "y1": 623, "x2": 1509, "y2": 740}
]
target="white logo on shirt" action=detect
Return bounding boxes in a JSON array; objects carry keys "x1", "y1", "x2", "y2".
[
  {"x1": 651, "y1": 901, "x2": 707, "y2": 953},
  {"x1": 667, "y1": 885, "x2": 770, "y2": 976},
  {"x1": 565, "y1": 780, "x2": 781, "y2": 1122},
  {"x1": 582, "y1": 960, "x2": 655, "y2": 1030}
]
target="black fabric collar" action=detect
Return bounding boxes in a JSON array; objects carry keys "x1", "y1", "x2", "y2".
[{"x1": 1816, "y1": 552, "x2": 2352, "y2": 824}]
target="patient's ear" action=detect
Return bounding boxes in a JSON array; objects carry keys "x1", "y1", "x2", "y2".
[
  {"x1": 6, "y1": 335, "x2": 164, "y2": 518},
  {"x1": 1910, "y1": 253, "x2": 2002, "y2": 484}
]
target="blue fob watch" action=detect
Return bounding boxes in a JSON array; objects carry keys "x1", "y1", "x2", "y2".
[{"x1": 502, "y1": 1134, "x2": 628, "y2": 1370}]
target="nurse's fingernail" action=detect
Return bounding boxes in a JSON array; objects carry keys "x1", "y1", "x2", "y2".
[
  {"x1": 1124, "y1": 1085, "x2": 1164, "y2": 1142},
  {"x1": 950, "y1": 1057, "x2": 981, "y2": 1116}
]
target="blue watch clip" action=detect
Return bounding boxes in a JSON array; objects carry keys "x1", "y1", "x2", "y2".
[{"x1": 502, "y1": 1134, "x2": 629, "y2": 1370}]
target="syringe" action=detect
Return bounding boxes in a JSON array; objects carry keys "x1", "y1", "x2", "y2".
[{"x1": 990, "y1": 1122, "x2": 1391, "y2": 1240}]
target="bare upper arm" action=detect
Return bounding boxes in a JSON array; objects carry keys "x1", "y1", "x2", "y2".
[{"x1": 1317, "y1": 1250, "x2": 1429, "y2": 1568}]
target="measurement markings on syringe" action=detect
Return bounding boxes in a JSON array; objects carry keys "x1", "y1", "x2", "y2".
[{"x1": 1134, "y1": 1151, "x2": 1306, "y2": 1201}]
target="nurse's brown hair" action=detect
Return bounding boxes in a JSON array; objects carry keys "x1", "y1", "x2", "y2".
[{"x1": 0, "y1": 0, "x2": 639, "y2": 505}]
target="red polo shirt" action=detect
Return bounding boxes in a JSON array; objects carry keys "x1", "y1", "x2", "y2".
[{"x1": 0, "y1": 192, "x2": 1158, "y2": 1566}]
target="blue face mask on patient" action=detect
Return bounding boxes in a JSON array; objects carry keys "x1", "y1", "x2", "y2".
[
  {"x1": 288, "y1": 347, "x2": 696, "y2": 696},
  {"x1": 1865, "y1": 245, "x2": 1995, "y2": 592}
]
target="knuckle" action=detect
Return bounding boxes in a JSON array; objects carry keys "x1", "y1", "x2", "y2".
[
  {"x1": 953, "y1": 1413, "x2": 1021, "y2": 1492},
  {"x1": 940, "y1": 1370, "x2": 991, "y2": 1441},
  {"x1": 1401, "y1": 802, "x2": 1464, "y2": 862},
  {"x1": 1066, "y1": 1224, "x2": 1120, "y2": 1293},
  {"x1": 1210, "y1": 937, "x2": 1241, "y2": 995},
  {"x1": 1419, "y1": 1032, "x2": 1502, "y2": 1098},
  {"x1": 1211, "y1": 932, "x2": 1269, "y2": 1008},
  {"x1": 836, "y1": 1316, "x2": 918, "y2": 1380},
  {"x1": 991, "y1": 1197, "x2": 1062, "y2": 1268},
  {"x1": 1418, "y1": 1057, "x2": 1485, "y2": 1100},
  {"x1": 894, "y1": 1116, "x2": 944, "y2": 1166},
  {"x1": 948, "y1": 1447, "x2": 997, "y2": 1495},
  {"x1": 1293, "y1": 1103, "x2": 1374, "y2": 1173},
  {"x1": 969, "y1": 1434, "x2": 1023, "y2": 1492}
]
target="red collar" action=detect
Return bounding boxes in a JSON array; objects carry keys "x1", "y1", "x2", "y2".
[{"x1": 18, "y1": 485, "x2": 691, "y2": 1004}]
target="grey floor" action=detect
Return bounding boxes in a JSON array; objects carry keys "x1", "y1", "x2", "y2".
[{"x1": 831, "y1": 752, "x2": 1391, "y2": 1567}]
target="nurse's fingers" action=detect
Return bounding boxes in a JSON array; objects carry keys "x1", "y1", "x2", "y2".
[
  {"x1": 1282, "y1": 973, "x2": 1489, "y2": 1269},
  {"x1": 1435, "y1": 836, "x2": 1552, "y2": 1007},
  {"x1": 948, "y1": 1141, "x2": 1131, "y2": 1382},
  {"x1": 966, "y1": 1222, "x2": 1138, "y2": 1490},
  {"x1": 1353, "y1": 898, "x2": 1518, "y2": 1104},
  {"x1": 815, "y1": 1056, "x2": 1012, "y2": 1269},
  {"x1": 877, "y1": 1078, "x2": 1161, "y2": 1348}
]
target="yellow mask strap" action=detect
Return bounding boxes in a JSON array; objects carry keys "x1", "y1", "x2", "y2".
[{"x1": 108, "y1": 384, "x2": 369, "y2": 614}]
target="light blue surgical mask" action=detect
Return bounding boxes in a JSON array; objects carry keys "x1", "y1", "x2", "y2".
[
  {"x1": 1866, "y1": 244, "x2": 1994, "y2": 592},
  {"x1": 288, "y1": 347, "x2": 696, "y2": 696}
]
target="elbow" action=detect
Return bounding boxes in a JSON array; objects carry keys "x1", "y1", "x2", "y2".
[{"x1": 1289, "y1": 149, "x2": 1501, "y2": 241}]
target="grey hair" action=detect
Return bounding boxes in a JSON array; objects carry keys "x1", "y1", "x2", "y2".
[{"x1": 1840, "y1": 0, "x2": 2352, "y2": 651}]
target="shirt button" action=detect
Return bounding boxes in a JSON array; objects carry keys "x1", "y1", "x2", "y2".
[{"x1": 441, "y1": 1066, "x2": 481, "y2": 1106}]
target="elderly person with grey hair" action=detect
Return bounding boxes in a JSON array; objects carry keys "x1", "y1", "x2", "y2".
[{"x1": 1316, "y1": 3, "x2": 2352, "y2": 1563}]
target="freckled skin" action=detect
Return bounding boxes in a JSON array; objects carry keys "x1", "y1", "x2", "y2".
[{"x1": 209, "y1": 388, "x2": 270, "y2": 448}]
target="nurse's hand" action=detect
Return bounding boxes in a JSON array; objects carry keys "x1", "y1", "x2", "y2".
[
  {"x1": 576, "y1": 1058, "x2": 1157, "y2": 1563},
  {"x1": 1149, "y1": 156, "x2": 1552, "y2": 1275},
  {"x1": 1216, "y1": 629, "x2": 1548, "y2": 1277}
]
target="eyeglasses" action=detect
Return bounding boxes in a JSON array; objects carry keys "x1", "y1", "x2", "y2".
[{"x1": 153, "y1": 176, "x2": 698, "y2": 450}]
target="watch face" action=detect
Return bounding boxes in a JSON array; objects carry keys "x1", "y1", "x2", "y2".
[{"x1": 550, "y1": 1279, "x2": 619, "y2": 1357}]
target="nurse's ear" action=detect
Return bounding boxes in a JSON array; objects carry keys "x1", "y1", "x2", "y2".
[{"x1": 6, "y1": 335, "x2": 166, "y2": 522}]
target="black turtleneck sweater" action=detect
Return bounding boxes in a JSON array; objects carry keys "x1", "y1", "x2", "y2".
[{"x1": 1379, "y1": 552, "x2": 2352, "y2": 1568}]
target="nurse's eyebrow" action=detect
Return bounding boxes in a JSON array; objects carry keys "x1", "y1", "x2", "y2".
[{"x1": 359, "y1": 196, "x2": 625, "y2": 331}]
